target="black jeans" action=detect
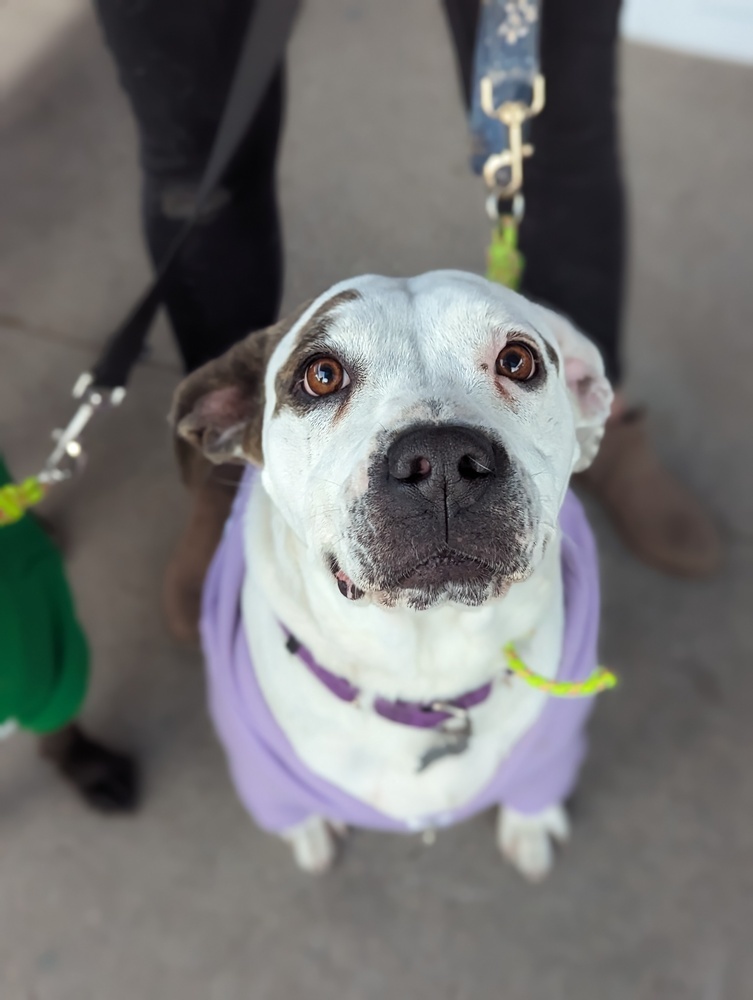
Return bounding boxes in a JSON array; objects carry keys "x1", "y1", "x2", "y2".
[{"x1": 94, "y1": 0, "x2": 624, "y2": 381}]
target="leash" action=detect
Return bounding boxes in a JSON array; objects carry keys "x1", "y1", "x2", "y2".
[
  {"x1": 472, "y1": 4, "x2": 617, "y2": 697},
  {"x1": 503, "y1": 644, "x2": 617, "y2": 697},
  {"x1": 0, "y1": 476, "x2": 46, "y2": 527},
  {"x1": 471, "y1": 0, "x2": 545, "y2": 290},
  {"x1": 0, "y1": 0, "x2": 301, "y2": 523},
  {"x1": 3, "y1": 0, "x2": 537, "y2": 521}
]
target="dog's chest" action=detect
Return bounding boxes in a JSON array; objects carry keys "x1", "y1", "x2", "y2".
[{"x1": 240, "y1": 543, "x2": 565, "y2": 824}]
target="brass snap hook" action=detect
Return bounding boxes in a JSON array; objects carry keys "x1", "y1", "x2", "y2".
[{"x1": 480, "y1": 74, "x2": 546, "y2": 199}]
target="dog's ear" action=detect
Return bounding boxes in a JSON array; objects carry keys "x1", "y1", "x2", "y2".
[
  {"x1": 169, "y1": 302, "x2": 312, "y2": 474},
  {"x1": 534, "y1": 304, "x2": 614, "y2": 472}
]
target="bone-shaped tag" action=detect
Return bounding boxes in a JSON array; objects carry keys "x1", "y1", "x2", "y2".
[{"x1": 417, "y1": 730, "x2": 471, "y2": 773}]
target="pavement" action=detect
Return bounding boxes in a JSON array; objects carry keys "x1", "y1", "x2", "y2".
[{"x1": 1, "y1": 2, "x2": 752, "y2": 998}]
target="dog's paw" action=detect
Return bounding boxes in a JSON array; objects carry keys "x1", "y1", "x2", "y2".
[
  {"x1": 496, "y1": 805, "x2": 569, "y2": 882},
  {"x1": 283, "y1": 816, "x2": 346, "y2": 874}
]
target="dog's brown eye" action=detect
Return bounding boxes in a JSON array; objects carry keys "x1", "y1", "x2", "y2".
[
  {"x1": 303, "y1": 357, "x2": 349, "y2": 397},
  {"x1": 495, "y1": 343, "x2": 537, "y2": 382}
]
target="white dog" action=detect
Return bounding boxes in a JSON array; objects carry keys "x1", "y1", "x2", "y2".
[{"x1": 172, "y1": 271, "x2": 613, "y2": 881}]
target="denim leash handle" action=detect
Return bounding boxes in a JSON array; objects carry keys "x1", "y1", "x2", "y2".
[{"x1": 470, "y1": 0, "x2": 544, "y2": 290}]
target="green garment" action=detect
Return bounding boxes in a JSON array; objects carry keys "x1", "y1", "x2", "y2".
[{"x1": 0, "y1": 455, "x2": 89, "y2": 733}]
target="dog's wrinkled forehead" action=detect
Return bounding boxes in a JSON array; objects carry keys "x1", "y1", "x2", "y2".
[{"x1": 265, "y1": 271, "x2": 560, "y2": 409}]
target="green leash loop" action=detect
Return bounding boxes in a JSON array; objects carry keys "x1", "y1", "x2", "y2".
[
  {"x1": 486, "y1": 214, "x2": 524, "y2": 291},
  {"x1": 487, "y1": 223, "x2": 619, "y2": 700},
  {"x1": 0, "y1": 477, "x2": 47, "y2": 527},
  {"x1": 504, "y1": 643, "x2": 618, "y2": 698}
]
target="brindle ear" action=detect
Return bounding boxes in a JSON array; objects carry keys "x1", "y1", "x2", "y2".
[{"x1": 169, "y1": 303, "x2": 312, "y2": 475}]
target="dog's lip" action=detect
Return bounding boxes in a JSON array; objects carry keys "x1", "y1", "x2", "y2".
[
  {"x1": 391, "y1": 549, "x2": 494, "y2": 589},
  {"x1": 331, "y1": 550, "x2": 503, "y2": 597},
  {"x1": 329, "y1": 561, "x2": 365, "y2": 601}
]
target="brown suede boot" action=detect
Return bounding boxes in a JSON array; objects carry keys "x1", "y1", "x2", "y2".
[
  {"x1": 576, "y1": 409, "x2": 722, "y2": 577},
  {"x1": 163, "y1": 457, "x2": 243, "y2": 643}
]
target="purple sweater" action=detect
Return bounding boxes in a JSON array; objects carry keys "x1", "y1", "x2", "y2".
[{"x1": 200, "y1": 473, "x2": 600, "y2": 833}]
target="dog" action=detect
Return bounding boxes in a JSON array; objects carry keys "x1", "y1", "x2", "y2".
[{"x1": 172, "y1": 271, "x2": 612, "y2": 881}]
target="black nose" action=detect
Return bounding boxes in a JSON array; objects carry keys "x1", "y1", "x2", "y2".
[{"x1": 386, "y1": 425, "x2": 502, "y2": 509}]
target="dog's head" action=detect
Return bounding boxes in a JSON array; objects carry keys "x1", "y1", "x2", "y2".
[{"x1": 171, "y1": 272, "x2": 612, "y2": 610}]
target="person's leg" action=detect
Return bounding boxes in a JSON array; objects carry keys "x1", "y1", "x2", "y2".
[
  {"x1": 93, "y1": 0, "x2": 284, "y2": 371},
  {"x1": 93, "y1": 0, "x2": 289, "y2": 640},
  {"x1": 140, "y1": 70, "x2": 284, "y2": 371},
  {"x1": 521, "y1": 0, "x2": 624, "y2": 383},
  {"x1": 441, "y1": 0, "x2": 720, "y2": 576},
  {"x1": 528, "y1": 0, "x2": 718, "y2": 575}
]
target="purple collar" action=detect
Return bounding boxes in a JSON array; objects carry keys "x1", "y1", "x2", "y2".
[{"x1": 284, "y1": 633, "x2": 494, "y2": 729}]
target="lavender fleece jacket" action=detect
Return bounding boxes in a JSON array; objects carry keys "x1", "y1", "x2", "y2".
[{"x1": 201, "y1": 472, "x2": 600, "y2": 833}]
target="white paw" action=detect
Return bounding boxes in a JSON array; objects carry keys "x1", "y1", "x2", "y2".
[
  {"x1": 496, "y1": 805, "x2": 570, "y2": 883},
  {"x1": 282, "y1": 816, "x2": 346, "y2": 874}
]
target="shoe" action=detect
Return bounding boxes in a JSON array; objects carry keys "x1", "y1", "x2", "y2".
[
  {"x1": 40, "y1": 724, "x2": 140, "y2": 813},
  {"x1": 162, "y1": 457, "x2": 243, "y2": 643},
  {"x1": 576, "y1": 409, "x2": 722, "y2": 577}
]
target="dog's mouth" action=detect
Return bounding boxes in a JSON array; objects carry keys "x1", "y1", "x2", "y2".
[
  {"x1": 328, "y1": 556, "x2": 365, "y2": 601},
  {"x1": 392, "y1": 549, "x2": 494, "y2": 589},
  {"x1": 329, "y1": 549, "x2": 507, "y2": 606},
  {"x1": 332, "y1": 566, "x2": 365, "y2": 602}
]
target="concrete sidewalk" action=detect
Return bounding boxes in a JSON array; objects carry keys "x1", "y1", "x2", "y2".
[{"x1": 1, "y1": 2, "x2": 752, "y2": 998}]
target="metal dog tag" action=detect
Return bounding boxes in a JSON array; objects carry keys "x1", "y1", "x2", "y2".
[{"x1": 417, "y1": 703, "x2": 472, "y2": 773}]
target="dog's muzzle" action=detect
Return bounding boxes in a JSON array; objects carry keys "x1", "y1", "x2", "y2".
[{"x1": 344, "y1": 423, "x2": 535, "y2": 609}]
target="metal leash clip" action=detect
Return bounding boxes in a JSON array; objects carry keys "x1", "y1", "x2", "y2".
[
  {"x1": 480, "y1": 73, "x2": 545, "y2": 201},
  {"x1": 39, "y1": 373, "x2": 127, "y2": 485},
  {"x1": 432, "y1": 701, "x2": 472, "y2": 739},
  {"x1": 480, "y1": 74, "x2": 545, "y2": 290}
]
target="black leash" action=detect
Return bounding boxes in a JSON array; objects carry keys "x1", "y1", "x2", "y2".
[{"x1": 39, "y1": 0, "x2": 300, "y2": 487}]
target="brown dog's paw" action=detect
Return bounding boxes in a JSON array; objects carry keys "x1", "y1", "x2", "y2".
[{"x1": 41, "y1": 725, "x2": 140, "y2": 813}]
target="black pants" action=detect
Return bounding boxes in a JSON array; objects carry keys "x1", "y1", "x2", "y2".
[{"x1": 94, "y1": 0, "x2": 624, "y2": 381}]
